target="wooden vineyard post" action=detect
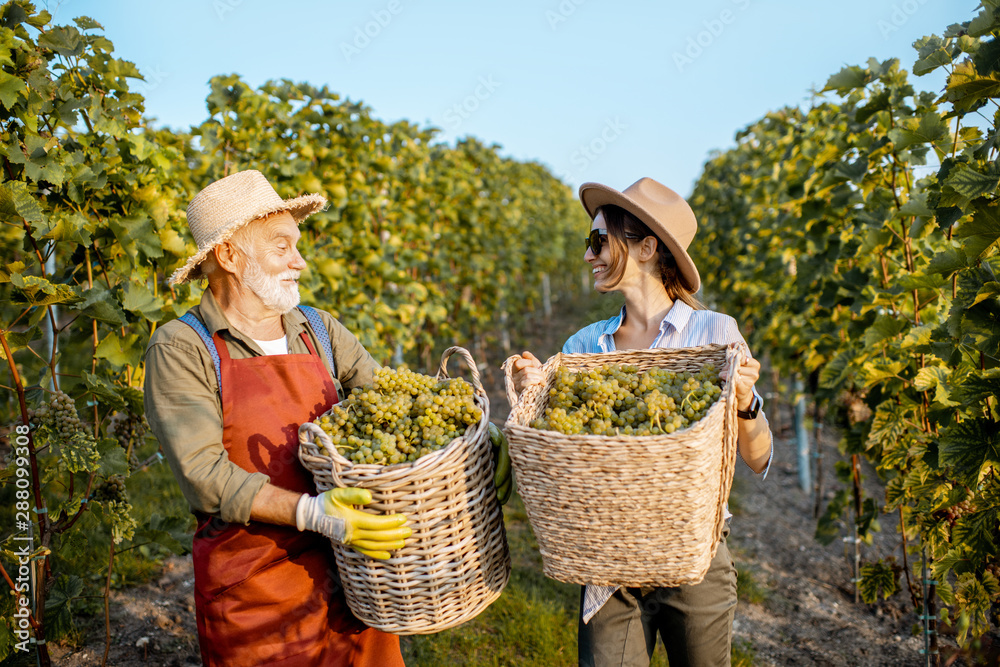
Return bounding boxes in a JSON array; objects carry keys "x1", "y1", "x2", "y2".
[
  {"x1": 768, "y1": 367, "x2": 783, "y2": 437},
  {"x1": 921, "y1": 548, "x2": 939, "y2": 667},
  {"x1": 500, "y1": 310, "x2": 511, "y2": 356},
  {"x1": 793, "y1": 376, "x2": 811, "y2": 493},
  {"x1": 541, "y1": 272, "x2": 552, "y2": 321},
  {"x1": 851, "y1": 454, "x2": 863, "y2": 605},
  {"x1": 812, "y1": 400, "x2": 823, "y2": 519}
]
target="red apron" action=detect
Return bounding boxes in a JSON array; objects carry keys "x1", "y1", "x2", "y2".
[{"x1": 192, "y1": 330, "x2": 403, "y2": 667}]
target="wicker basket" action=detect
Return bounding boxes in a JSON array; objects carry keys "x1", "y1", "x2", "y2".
[
  {"x1": 501, "y1": 343, "x2": 745, "y2": 587},
  {"x1": 298, "y1": 346, "x2": 510, "y2": 635}
]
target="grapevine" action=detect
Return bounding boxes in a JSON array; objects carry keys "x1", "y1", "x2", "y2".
[
  {"x1": 686, "y1": 5, "x2": 1000, "y2": 648},
  {"x1": 28, "y1": 391, "x2": 101, "y2": 474},
  {"x1": 531, "y1": 364, "x2": 723, "y2": 436}
]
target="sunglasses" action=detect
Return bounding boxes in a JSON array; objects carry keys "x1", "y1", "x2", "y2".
[{"x1": 585, "y1": 229, "x2": 643, "y2": 255}]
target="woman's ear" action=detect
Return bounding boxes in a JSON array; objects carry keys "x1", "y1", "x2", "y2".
[{"x1": 637, "y1": 236, "x2": 659, "y2": 262}]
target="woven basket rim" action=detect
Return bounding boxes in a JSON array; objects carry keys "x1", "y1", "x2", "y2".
[
  {"x1": 504, "y1": 399, "x2": 725, "y2": 441},
  {"x1": 504, "y1": 343, "x2": 741, "y2": 433},
  {"x1": 311, "y1": 400, "x2": 488, "y2": 473},
  {"x1": 301, "y1": 345, "x2": 491, "y2": 479}
]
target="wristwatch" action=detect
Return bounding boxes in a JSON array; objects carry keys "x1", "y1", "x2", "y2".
[{"x1": 737, "y1": 393, "x2": 762, "y2": 420}]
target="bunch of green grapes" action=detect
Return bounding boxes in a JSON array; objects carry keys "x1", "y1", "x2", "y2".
[
  {"x1": 93, "y1": 474, "x2": 128, "y2": 504},
  {"x1": 30, "y1": 390, "x2": 85, "y2": 439},
  {"x1": 532, "y1": 363, "x2": 723, "y2": 436},
  {"x1": 107, "y1": 410, "x2": 148, "y2": 470},
  {"x1": 312, "y1": 367, "x2": 484, "y2": 465}
]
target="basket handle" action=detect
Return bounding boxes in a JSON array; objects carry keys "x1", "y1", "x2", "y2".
[
  {"x1": 715, "y1": 341, "x2": 750, "y2": 538},
  {"x1": 726, "y1": 341, "x2": 751, "y2": 373},
  {"x1": 298, "y1": 421, "x2": 346, "y2": 488},
  {"x1": 501, "y1": 355, "x2": 521, "y2": 409},
  {"x1": 503, "y1": 352, "x2": 560, "y2": 411},
  {"x1": 436, "y1": 346, "x2": 484, "y2": 396}
]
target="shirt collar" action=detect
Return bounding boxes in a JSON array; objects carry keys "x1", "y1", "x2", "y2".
[
  {"x1": 196, "y1": 286, "x2": 307, "y2": 339},
  {"x1": 598, "y1": 300, "x2": 694, "y2": 351},
  {"x1": 597, "y1": 306, "x2": 626, "y2": 352},
  {"x1": 661, "y1": 299, "x2": 693, "y2": 336}
]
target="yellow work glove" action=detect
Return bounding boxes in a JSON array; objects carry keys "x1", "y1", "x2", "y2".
[
  {"x1": 489, "y1": 423, "x2": 513, "y2": 505},
  {"x1": 296, "y1": 487, "x2": 411, "y2": 559}
]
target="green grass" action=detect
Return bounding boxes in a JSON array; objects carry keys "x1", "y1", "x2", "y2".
[
  {"x1": 732, "y1": 637, "x2": 757, "y2": 666},
  {"x1": 726, "y1": 470, "x2": 748, "y2": 517},
  {"x1": 109, "y1": 444, "x2": 195, "y2": 584},
  {"x1": 736, "y1": 564, "x2": 770, "y2": 606},
  {"x1": 401, "y1": 494, "x2": 580, "y2": 666}
]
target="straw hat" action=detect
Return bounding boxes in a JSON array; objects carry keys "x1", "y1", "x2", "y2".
[
  {"x1": 578, "y1": 177, "x2": 700, "y2": 292},
  {"x1": 169, "y1": 170, "x2": 327, "y2": 285}
]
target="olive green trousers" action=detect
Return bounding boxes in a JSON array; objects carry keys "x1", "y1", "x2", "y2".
[{"x1": 578, "y1": 530, "x2": 737, "y2": 667}]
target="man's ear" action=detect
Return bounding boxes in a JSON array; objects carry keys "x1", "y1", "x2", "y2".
[{"x1": 214, "y1": 242, "x2": 242, "y2": 275}]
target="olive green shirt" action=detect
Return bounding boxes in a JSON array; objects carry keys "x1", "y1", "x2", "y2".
[{"x1": 143, "y1": 288, "x2": 379, "y2": 524}]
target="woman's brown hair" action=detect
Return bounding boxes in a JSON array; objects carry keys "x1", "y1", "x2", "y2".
[{"x1": 598, "y1": 204, "x2": 704, "y2": 310}]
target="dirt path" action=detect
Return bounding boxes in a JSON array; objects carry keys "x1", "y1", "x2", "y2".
[{"x1": 727, "y1": 423, "x2": 946, "y2": 667}]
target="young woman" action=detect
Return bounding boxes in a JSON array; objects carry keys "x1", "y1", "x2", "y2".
[{"x1": 511, "y1": 177, "x2": 772, "y2": 667}]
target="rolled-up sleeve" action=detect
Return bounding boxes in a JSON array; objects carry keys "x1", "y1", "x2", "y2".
[
  {"x1": 722, "y1": 315, "x2": 773, "y2": 478},
  {"x1": 143, "y1": 332, "x2": 269, "y2": 524}
]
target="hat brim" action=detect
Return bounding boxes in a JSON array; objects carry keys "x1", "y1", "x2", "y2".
[
  {"x1": 579, "y1": 182, "x2": 701, "y2": 293},
  {"x1": 168, "y1": 193, "x2": 327, "y2": 285}
]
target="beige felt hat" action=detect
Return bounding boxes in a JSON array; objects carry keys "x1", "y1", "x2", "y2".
[
  {"x1": 169, "y1": 170, "x2": 327, "y2": 285},
  {"x1": 578, "y1": 177, "x2": 700, "y2": 292}
]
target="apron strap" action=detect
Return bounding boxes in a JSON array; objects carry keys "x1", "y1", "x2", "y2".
[
  {"x1": 179, "y1": 311, "x2": 222, "y2": 388},
  {"x1": 179, "y1": 308, "x2": 336, "y2": 389},
  {"x1": 297, "y1": 305, "x2": 337, "y2": 378}
]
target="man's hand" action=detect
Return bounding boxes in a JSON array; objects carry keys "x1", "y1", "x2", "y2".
[{"x1": 297, "y1": 487, "x2": 411, "y2": 559}]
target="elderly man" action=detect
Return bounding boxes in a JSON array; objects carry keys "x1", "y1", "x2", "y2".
[{"x1": 144, "y1": 170, "x2": 409, "y2": 666}]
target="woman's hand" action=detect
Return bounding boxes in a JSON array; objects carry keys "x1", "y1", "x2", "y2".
[
  {"x1": 512, "y1": 351, "x2": 544, "y2": 394},
  {"x1": 719, "y1": 355, "x2": 761, "y2": 411}
]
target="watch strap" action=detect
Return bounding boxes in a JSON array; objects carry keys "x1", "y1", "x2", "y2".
[{"x1": 737, "y1": 393, "x2": 762, "y2": 420}]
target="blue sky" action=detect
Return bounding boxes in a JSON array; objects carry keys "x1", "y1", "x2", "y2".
[{"x1": 57, "y1": 0, "x2": 980, "y2": 196}]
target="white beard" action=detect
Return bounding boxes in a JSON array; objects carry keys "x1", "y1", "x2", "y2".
[{"x1": 243, "y1": 264, "x2": 301, "y2": 314}]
